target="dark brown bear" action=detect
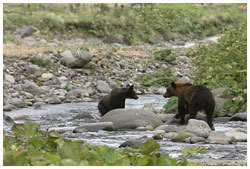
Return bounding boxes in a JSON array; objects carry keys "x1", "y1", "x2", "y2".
[
  {"x1": 163, "y1": 82, "x2": 215, "y2": 130},
  {"x1": 98, "y1": 85, "x2": 139, "y2": 116}
]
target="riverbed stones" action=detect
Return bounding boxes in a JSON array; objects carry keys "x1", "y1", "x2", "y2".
[
  {"x1": 100, "y1": 109, "x2": 163, "y2": 130},
  {"x1": 22, "y1": 80, "x2": 44, "y2": 96},
  {"x1": 60, "y1": 50, "x2": 92, "y2": 68},
  {"x1": 155, "y1": 124, "x2": 185, "y2": 133},
  {"x1": 190, "y1": 136, "x2": 207, "y2": 144},
  {"x1": 73, "y1": 122, "x2": 114, "y2": 132},
  {"x1": 207, "y1": 131, "x2": 233, "y2": 144},
  {"x1": 224, "y1": 131, "x2": 247, "y2": 142},
  {"x1": 25, "y1": 64, "x2": 44, "y2": 76},
  {"x1": 119, "y1": 137, "x2": 149, "y2": 148},
  {"x1": 5, "y1": 74, "x2": 15, "y2": 84},
  {"x1": 229, "y1": 112, "x2": 247, "y2": 121},
  {"x1": 171, "y1": 131, "x2": 196, "y2": 142},
  {"x1": 157, "y1": 114, "x2": 175, "y2": 123},
  {"x1": 184, "y1": 119, "x2": 211, "y2": 138},
  {"x1": 41, "y1": 73, "x2": 54, "y2": 81},
  {"x1": 96, "y1": 80, "x2": 111, "y2": 93}
]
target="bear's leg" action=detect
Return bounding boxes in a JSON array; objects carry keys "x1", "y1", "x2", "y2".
[
  {"x1": 205, "y1": 105, "x2": 215, "y2": 130},
  {"x1": 178, "y1": 98, "x2": 187, "y2": 125},
  {"x1": 188, "y1": 105, "x2": 198, "y2": 124}
]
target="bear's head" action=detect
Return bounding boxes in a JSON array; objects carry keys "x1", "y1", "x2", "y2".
[
  {"x1": 125, "y1": 85, "x2": 139, "y2": 99},
  {"x1": 163, "y1": 82, "x2": 192, "y2": 98}
]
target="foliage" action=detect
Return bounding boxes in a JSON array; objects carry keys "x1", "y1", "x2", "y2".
[
  {"x1": 154, "y1": 49, "x2": 176, "y2": 64},
  {"x1": 192, "y1": 23, "x2": 247, "y2": 115},
  {"x1": 136, "y1": 68, "x2": 176, "y2": 88},
  {"x1": 30, "y1": 57, "x2": 52, "y2": 68},
  {"x1": 163, "y1": 96, "x2": 178, "y2": 114},
  {"x1": 3, "y1": 4, "x2": 247, "y2": 45},
  {"x1": 4, "y1": 122, "x2": 207, "y2": 166}
]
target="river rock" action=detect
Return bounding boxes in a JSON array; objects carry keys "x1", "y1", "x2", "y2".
[
  {"x1": 171, "y1": 131, "x2": 196, "y2": 142},
  {"x1": 96, "y1": 80, "x2": 111, "y2": 93},
  {"x1": 184, "y1": 119, "x2": 211, "y2": 138},
  {"x1": 119, "y1": 137, "x2": 149, "y2": 148},
  {"x1": 68, "y1": 89, "x2": 83, "y2": 98},
  {"x1": 9, "y1": 98, "x2": 23, "y2": 107},
  {"x1": 41, "y1": 73, "x2": 54, "y2": 81},
  {"x1": 154, "y1": 87, "x2": 166, "y2": 95},
  {"x1": 5, "y1": 74, "x2": 15, "y2": 84},
  {"x1": 163, "y1": 132, "x2": 178, "y2": 139},
  {"x1": 136, "y1": 125, "x2": 154, "y2": 131},
  {"x1": 23, "y1": 80, "x2": 44, "y2": 96},
  {"x1": 190, "y1": 136, "x2": 207, "y2": 143},
  {"x1": 224, "y1": 131, "x2": 247, "y2": 142},
  {"x1": 155, "y1": 124, "x2": 185, "y2": 133},
  {"x1": 48, "y1": 127, "x2": 75, "y2": 134},
  {"x1": 60, "y1": 50, "x2": 92, "y2": 68},
  {"x1": 229, "y1": 112, "x2": 247, "y2": 121},
  {"x1": 3, "y1": 115, "x2": 15, "y2": 125},
  {"x1": 157, "y1": 114, "x2": 175, "y2": 122},
  {"x1": 207, "y1": 131, "x2": 233, "y2": 144},
  {"x1": 152, "y1": 134, "x2": 163, "y2": 140},
  {"x1": 25, "y1": 64, "x2": 44, "y2": 76},
  {"x1": 46, "y1": 97, "x2": 62, "y2": 104},
  {"x1": 73, "y1": 122, "x2": 114, "y2": 132},
  {"x1": 73, "y1": 113, "x2": 95, "y2": 120},
  {"x1": 100, "y1": 109, "x2": 163, "y2": 130},
  {"x1": 178, "y1": 76, "x2": 192, "y2": 83}
]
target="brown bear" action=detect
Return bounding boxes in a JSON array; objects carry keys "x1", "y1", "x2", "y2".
[
  {"x1": 163, "y1": 82, "x2": 215, "y2": 130},
  {"x1": 98, "y1": 85, "x2": 139, "y2": 116}
]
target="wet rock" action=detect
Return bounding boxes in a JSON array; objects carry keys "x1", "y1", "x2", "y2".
[
  {"x1": 22, "y1": 80, "x2": 44, "y2": 96},
  {"x1": 214, "y1": 117, "x2": 231, "y2": 123},
  {"x1": 156, "y1": 124, "x2": 185, "y2": 133},
  {"x1": 224, "y1": 131, "x2": 247, "y2": 142},
  {"x1": 48, "y1": 127, "x2": 75, "y2": 134},
  {"x1": 73, "y1": 122, "x2": 114, "y2": 132},
  {"x1": 41, "y1": 73, "x2": 54, "y2": 81},
  {"x1": 190, "y1": 136, "x2": 207, "y2": 144},
  {"x1": 163, "y1": 132, "x2": 178, "y2": 139},
  {"x1": 5, "y1": 74, "x2": 15, "y2": 84},
  {"x1": 153, "y1": 134, "x2": 163, "y2": 140},
  {"x1": 60, "y1": 50, "x2": 92, "y2": 68},
  {"x1": 73, "y1": 113, "x2": 95, "y2": 120},
  {"x1": 230, "y1": 112, "x2": 247, "y2": 121},
  {"x1": 136, "y1": 125, "x2": 154, "y2": 131},
  {"x1": 3, "y1": 115, "x2": 15, "y2": 125},
  {"x1": 100, "y1": 109, "x2": 163, "y2": 130},
  {"x1": 184, "y1": 119, "x2": 211, "y2": 138},
  {"x1": 171, "y1": 131, "x2": 196, "y2": 142},
  {"x1": 96, "y1": 80, "x2": 111, "y2": 93},
  {"x1": 185, "y1": 113, "x2": 207, "y2": 123},
  {"x1": 119, "y1": 137, "x2": 149, "y2": 148},
  {"x1": 3, "y1": 104, "x2": 14, "y2": 111},
  {"x1": 207, "y1": 131, "x2": 233, "y2": 144},
  {"x1": 157, "y1": 114, "x2": 175, "y2": 123}
]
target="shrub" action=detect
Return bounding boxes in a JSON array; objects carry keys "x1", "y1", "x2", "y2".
[
  {"x1": 162, "y1": 97, "x2": 178, "y2": 114},
  {"x1": 154, "y1": 49, "x2": 176, "y2": 64},
  {"x1": 30, "y1": 57, "x2": 52, "y2": 68}
]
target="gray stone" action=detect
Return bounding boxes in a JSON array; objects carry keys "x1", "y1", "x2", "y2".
[
  {"x1": 224, "y1": 131, "x2": 247, "y2": 142},
  {"x1": 68, "y1": 89, "x2": 83, "y2": 98},
  {"x1": 185, "y1": 113, "x2": 207, "y2": 123},
  {"x1": 96, "y1": 80, "x2": 111, "y2": 93},
  {"x1": 155, "y1": 124, "x2": 185, "y2": 133},
  {"x1": 230, "y1": 112, "x2": 247, "y2": 121},
  {"x1": 119, "y1": 137, "x2": 149, "y2": 148},
  {"x1": 184, "y1": 119, "x2": 211, "y2": 138},
  {"x1": 153, "y1": 134, "x2": 163, "y2": 140},
  {"x1": 58, "y1": 76, "x2": 68, "y2": 82},
  {"x1": 20, "y1": 26, "x2": 37, "y2": 38},
  {"x1": 211, "y1": 88, "x2": 235, "y2": 108},
  {"x1": 154, "y1": 87, "x2": 166, "y2": 95},
  {"x1": 60, "y1": 50, "x2": 92, "y2": 68},
  {"x1": 136, "y1": 125, "x2": 154, "y2": 131},
  {"x1": 22, "y1": 80, "x2": 44, "y2": 96},
  {"x1": 207, "y1": 131, "x2": 232, "y2": 144},
  {"x1": 47, "y1": 97, "x2": 61, "y2": 104},
  {"x1": 163, "y1": 132, "x2": 178, "y2": 139},
  {"x1": 25, "y1": 64, "x2": 44, "y2": 76},
  {"x1": 100, "y1": 109, "x2": 163, "y2": 130},
  {"x1": 171, "y1": 131, "x2": 196, "y2": 142},
  {"x1": 178, "y1": 76, "x2": 192, "y2": 83},
  {"x1": 73, "y1": 122, "x2": 114, "y2": 132},
  {"x1": 190, "y1": 136, "x2": 207, "y2": 143},
  {"x1": 41, "y1": 73, "x2": 54, "y2": 81},
  {"x1": 48, "y1": 127, "x2": 75, "y2": 134},
  {"x1": 9, "y1": 98, "x2": 23, "y2": 107},
  {"x1": 3, "y1": 115, "x2": 15, "y2": 125},
  {"x1": 73, "y1": 113, "x2": 95, "y2": 120},
  {"x1": 157, "y1": 114, "x2": 175, "y2": 123},
  {"x1": 5, "y1": 74, "x2": 15, "y2": 84}
]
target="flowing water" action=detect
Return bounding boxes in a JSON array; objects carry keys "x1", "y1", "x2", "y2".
[{"x1": 3, "y1": 94, "x2": 247, "y2": 161}]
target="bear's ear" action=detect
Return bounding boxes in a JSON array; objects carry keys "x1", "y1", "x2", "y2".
[
  {"x1": 171, "y1": 82, "x2": 176, "y2": 89},
  {"x1": 129, "y1": 85, "x2": 134, "y2": 90}
]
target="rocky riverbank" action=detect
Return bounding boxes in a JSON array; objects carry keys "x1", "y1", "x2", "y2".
[{"x1": 3, "y1": 26, "x2": 219, "y2": 111}]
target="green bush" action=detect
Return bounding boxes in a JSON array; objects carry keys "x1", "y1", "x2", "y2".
[
  {"x1": 193, "y1": 23, "x2": 247, "y2": 115},
  {"x1": 154, "y1": 49, "x2": 176, "y2": 64},
  {"x1": 30, "y1": 57, "x2": 52, "y2": 68},
  {"x1": 163, "y1": 97, "x2": 178, "y2": 114},
  {"x1": 136, "y1": 68, "x2": 176, "y2": 88},
  {"x1": 4, "y1": 122, "x2": 206, "y2": 166}
]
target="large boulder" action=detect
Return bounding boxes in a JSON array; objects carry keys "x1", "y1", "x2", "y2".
[
  {"x1": 60, "y1": 50, "x2": 92, "y2": 68},
  {"x1": 100, "y1": 109, "x2": 163, "y2": 130},
  {"x1": 184, "y1": 119, "x2": 212, "y2": 138},
  {"x1": 225, "y1": 131, "x2": 247, "y2": 142},
  {"x1": 207, "y1": 131, "x2": 233, "y2": 144}
]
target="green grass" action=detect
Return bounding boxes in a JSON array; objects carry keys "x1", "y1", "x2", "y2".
[{"x1": 3, "y1": 3, "x2": 247, "y2": 45}]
